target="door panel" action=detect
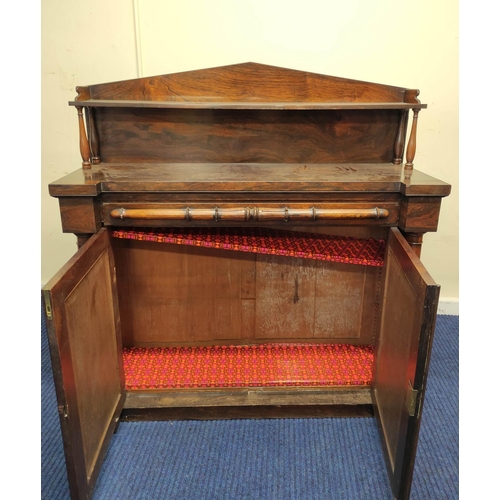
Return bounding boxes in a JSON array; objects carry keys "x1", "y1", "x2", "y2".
[
  {"x1": 42, "y1": 229, "x2": 125, "y2": 500},
  {"x1": 372, "y1": 228, "x2": 440, "y2": 500}
]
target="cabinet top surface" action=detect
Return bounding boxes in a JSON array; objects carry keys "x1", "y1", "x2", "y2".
[{"x1": 49, "y1": 163, "x2": 451, "y2": 197}]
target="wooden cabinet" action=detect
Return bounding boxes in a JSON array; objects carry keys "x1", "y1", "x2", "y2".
[{"x1": 42, "y1": 63, "x2": 451, "y2": 500}]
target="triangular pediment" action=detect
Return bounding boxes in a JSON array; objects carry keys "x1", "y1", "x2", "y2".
[{"x1": 85, "y1": 62, "x2": 408, "y2": 103}]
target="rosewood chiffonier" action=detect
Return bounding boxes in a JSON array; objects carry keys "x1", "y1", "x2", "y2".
[{"x1": 42, "y1": 62, "x2": 451, "y2": 500}]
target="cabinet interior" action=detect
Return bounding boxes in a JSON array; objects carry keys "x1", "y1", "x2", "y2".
[{"x1": 110, "y1": 225, "x2": 387, "y2": 392}]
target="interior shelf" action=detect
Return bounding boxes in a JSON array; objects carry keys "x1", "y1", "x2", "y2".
[
  {"x1": 123, "y1": 343, "x2": 374, "y2": 390},
  {"x1": 68, "y1": 99, "x2": 427, "y2": 110},
  {"x1": 112, "y1": 227, "x2": 386, "y2": 267}
]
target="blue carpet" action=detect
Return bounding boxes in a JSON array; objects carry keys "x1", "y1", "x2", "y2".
[{"x1": 41, "y1": 314, "x2": 458, "y2": 499}]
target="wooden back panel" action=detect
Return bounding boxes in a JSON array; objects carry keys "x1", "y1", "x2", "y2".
[
  {"x1": 95, "y1": 108, "x2": 400, "y2": 163},
  {"x1": 254, "y1": 255, "x2": 380, "y2": 342},
  {"x1": 86, "y1": 62, "x2": 407, "y2": 103},
  {"x1": 113, "y1": 239, "x2": 256, "y2": 345},
  {"x1": 112, "y1": 227, "x2": 383, "y2": 347},
  {"x1": 72, "y1": 63, "x2": 424, "y2": 167}
]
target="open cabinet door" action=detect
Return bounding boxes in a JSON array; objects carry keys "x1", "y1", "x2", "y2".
[
  {"x1": 372, "y1": 228, "x2": 440, "y2": 500},
  {"x1": 42, "y1": 229, "x2": 125, "y2": 500}
]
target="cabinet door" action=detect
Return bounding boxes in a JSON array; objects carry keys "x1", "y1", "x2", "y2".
[
  {"x1": 372, "y1": 228, "x2": 440, "y2": 500},
  {"x1": 42, "y1": 229, "x2": 125, "y2": 500}
]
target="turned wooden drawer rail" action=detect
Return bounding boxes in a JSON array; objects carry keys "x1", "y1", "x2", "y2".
[{"x1": 109, "y1": 206, "x2": 390, "y2": 222}]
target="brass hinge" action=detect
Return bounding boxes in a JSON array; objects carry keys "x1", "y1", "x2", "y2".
[
  {"x1": 406, "y1": 381, "x2": 419, "y2": 417},
  {"x1": 58, "y1": 404, "x2": 69, "y2": 419},
  {"x1": 43, "y1": 291, "x2": 53, "y2": 320}
]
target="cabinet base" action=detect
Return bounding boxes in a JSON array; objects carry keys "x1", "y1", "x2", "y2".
[{"x1": 120, "y1": 404, "x2": 374, "y2": 421}]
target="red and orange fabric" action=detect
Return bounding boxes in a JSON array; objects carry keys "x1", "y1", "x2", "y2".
[
  {"x1": 123, "y1": 343, "x2": 374, "y2": 390},
  {"x1": 112, "y1": 227, "x2": 386, "y2": 267}
]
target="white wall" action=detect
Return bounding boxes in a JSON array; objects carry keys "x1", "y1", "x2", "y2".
[
  {"x1": 41, "y1": 0, "x2": 459, "y2": 306},
  {"x1": 41, "y1": 0, "x2": 137, "y2": 284}
]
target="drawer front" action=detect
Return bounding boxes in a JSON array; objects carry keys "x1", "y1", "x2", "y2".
[{"x1": 102, "y1": 202, "x2": 400, "y2": 227}]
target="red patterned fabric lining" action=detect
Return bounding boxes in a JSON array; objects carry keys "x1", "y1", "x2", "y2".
[
  {"x1": 123, "y1": 344, "x2": 374, "y2": 390},
  {"x1": 112, "y1": 227, "x2": 385, "y2": 267}
]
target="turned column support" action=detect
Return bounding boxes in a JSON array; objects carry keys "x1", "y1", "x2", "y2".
[
  {"x1": 85, "y1": 107, "x2": 101, "y2": 164},
  {"x1": 75, "y1": 233, "x2": 93, "y2": 249},
  {"x1": 393, "y1": 109, "x2": 409, "y2": 165},
  {"x1": 404, "y1": 108, "x2": 420, "y2": 171},
  {"x1": 76, "y1": 106, "x2": 91, "y2": 169},
  {"x1": 401, "y1": 231, "x2": 424, "y2": 258}
]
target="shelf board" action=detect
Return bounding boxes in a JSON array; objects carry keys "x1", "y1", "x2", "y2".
[
  {"x1": 48, "y1": 163, "x2": 451, "y2": 197},
  {"x1": 68, "y1": 99, "x2": 427, "y2": 110}
]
